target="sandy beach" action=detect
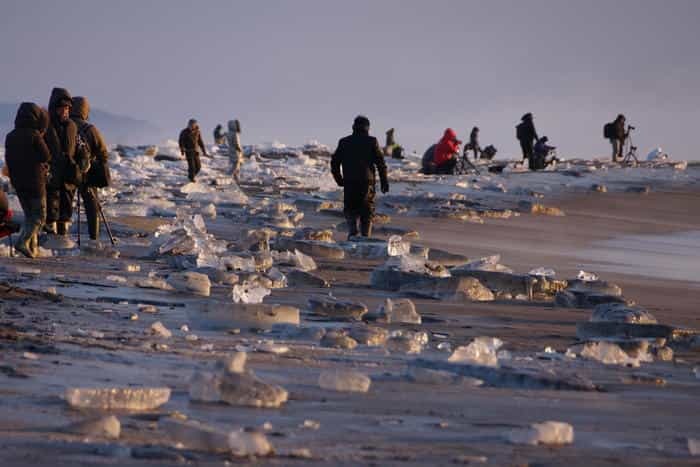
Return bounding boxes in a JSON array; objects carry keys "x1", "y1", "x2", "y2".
[{"x1": 1, "y1": 152, "x2": 699, "y2": 466}]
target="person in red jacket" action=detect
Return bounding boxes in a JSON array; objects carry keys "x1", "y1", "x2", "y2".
[{"x1": 433, "y1": 128, "x2": 461, "y2": 174}]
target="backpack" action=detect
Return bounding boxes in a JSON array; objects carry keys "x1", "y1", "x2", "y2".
[
  {"x1": 516, "y1": 122, "x2": 525, "y2": 140},
  {"x1": 79, "y1": 123, "x2": 111, "y2": 188},
  {"x1": 603, "y1": 122, "x2": 615, "y2": 139}
]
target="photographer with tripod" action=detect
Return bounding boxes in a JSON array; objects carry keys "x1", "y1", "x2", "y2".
[
  {"x1": 70, "y1": 96, "x2": 113, "y2": 244},
  {"x1": 604, "y1": 114, "x2": 628, "y2": 162}
]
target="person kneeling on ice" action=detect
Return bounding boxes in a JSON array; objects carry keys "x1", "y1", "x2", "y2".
[
  {"x1": 4, "y1": 103, "x2": 51, "y2": 258},
  {"x1": 331, "y1": 115, "x2": 389, "y2": 239},
  {"x1": 179, "y1": 119, "x2": 208, "y2": 183},
  {"x1": 532, "y1": 136, "x2": 558, "y2": 170},
  {"x1": 432, "y1": 128, "x2": 462, "y2": 174},
  {"x1": 0, "y1": 189, "x2": 21, "y2": 245}
]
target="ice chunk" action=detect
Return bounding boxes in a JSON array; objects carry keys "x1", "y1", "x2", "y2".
[
  {"x1": 378, "y1": 298, "x2": 421, "y2": 324},
  {"x1": 448, "y1": 337, "x2": 504, "y2": 367},
  {"x1": 577, "y1": 270, "x2": 599, "y2": 282},
  {"x1": 201, "y1": 203, "x2": 217, "y2": 219},
  {"x1": 160, "y1": 417, "x2": 272, "y2": 456},
  {"x1": 320, "y1": 331, "x2": 358, "y2": 349},
  {"x1": 349, "y1": 325, "x2": 389, "y2": 346},
  {"x1": 387, "y1": 330, "x2": 428, "y2": 354},
  {"x1": 580, "y1": 341, "x2": 652, "y2": 367},
  {"x1": 387, "y1": 235, "x2": 410, "y2": 257},
  {"x1": 256, "y1": 340, "x2": 289, "y2": 354},
  {"x1": 219, "y1": 371, "x2": 288, "y2": 408},
  {"x1": 220, "y1": 352, "x2": 247, "y2": 374},
  {"x1": 508, "y1": 421, "x2": 574, "y2": 445},
  {"x1": 189, "y1": 371, "x2": 222, "y2": 402},
  {"x1": 318, "y1": 370, "x2": 371, "y2": 393},
  {"x1": 591, "y1": 303, "x2": 657, "y2": 324},
  {"x1": 293, "y1": 249, "x2": 317, "y2": 271},
  {"x1": 65, "y1": 415, "x2": 121, "y2": 439},
  {"x1": 147, "y1": 321, "x2": 172, "y2": 338},
  {"x1": 308, "y1": 295, "x2": 367, "y2": 321},
  {"x1": 65, "y1": 387, "x2": 171, "y2": 410},
  {"x1": 528, "y1": 267, "x2": 556, "y2": 277},
  {"x1": 454, "y1": 254, "x2": 513, "y2": 273},
  {"x1": 232, "y1": 281, "x2": 271, "y2": 304},
  {"x1": 168, "y1": 271, "x2": 211, "y2": 297}
]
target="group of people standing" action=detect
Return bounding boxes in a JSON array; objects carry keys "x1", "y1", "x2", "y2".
[
  {"x1": 3, "y1": 88, "x2": 110, "y2": 258},
  {"x1": 179, "y1": 119, "x2": 242, "y2": 184}
]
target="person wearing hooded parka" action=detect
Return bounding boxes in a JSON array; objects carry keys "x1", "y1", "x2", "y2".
[
  {"x1": 44, "y1": 87, "x2": 81, "y2": 235},
  {"x1": 4, "y1": 102, "x2": 51, "y2": 257},
  {"x1": 70, "y1": 96, "x2": 110, "y2": 241}
]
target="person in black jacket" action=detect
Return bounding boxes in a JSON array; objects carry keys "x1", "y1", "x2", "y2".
[
  {"x1": 4, "y1": 102, "x2": 51, "y2": 257},
  {"x1": 179, "y1": 119, "x2": 208, "y2": 182},
  {"x1": 331, "y1": 116, "x2": 389, "y2": 238},
  {"x1": 467, "y1": 126, "x2": 481, "y2": 159},
  {"x1": 516, "y1": 113, "x2": 538, "y2": 168},
  {"x1": 611, "y1": 114, "x2": 626, "y2": 161},
  {"x1": 44, "y1": 87, "x2": 80, "y2": 235},
  {"x1": 71, "y1": 96, "x2": 110, "y2": 241}
]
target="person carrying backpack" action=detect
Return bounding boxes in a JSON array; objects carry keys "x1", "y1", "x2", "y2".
[
  {"x1": 604, "y1": 114, "x2": 626, "y2": 161},
  {"x1": 516, "y1": 113, "x2": 538, "y2": 167},
  {"x1": 70, "y1": 96, "x2": 111, "y2": 242}
]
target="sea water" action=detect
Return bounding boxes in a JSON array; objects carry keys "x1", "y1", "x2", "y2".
[{"x1": 579, "y1": 231, "x2": 700, "y2": 282}]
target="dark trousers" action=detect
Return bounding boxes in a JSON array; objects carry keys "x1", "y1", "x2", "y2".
[
  {"x1": 434, "y1": 158, "x2": 457, "y2": 175},
  {"x1": 344, "y1": 182, "x2": 375, "y2": 237},
  {"x1": 79, "y1": 186, "x2": 100, "y2": 240},
  {"x1": 16, "y1": 192, "x2": 46, "y2": 253},
  {"x1": 520, "y1": 140, "x2": 534, "y2": 162},
  {"x1": 185, "y1": 151, "x2": 202, "y2": 182},
  {"x1": 46, "y1": 184, "x2": 76, "y2": 223}
]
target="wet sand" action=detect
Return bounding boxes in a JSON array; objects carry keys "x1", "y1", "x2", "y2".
[{"x1": 1, "y1": 185, "x2": 699, "y2": 466}]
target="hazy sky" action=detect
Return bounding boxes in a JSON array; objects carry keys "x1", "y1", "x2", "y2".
[{"x1": 1, "y1": 0, "x2": 699, "y2": 159}]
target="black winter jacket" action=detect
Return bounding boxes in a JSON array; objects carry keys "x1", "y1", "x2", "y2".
[
  {"x1": 5, "y1": 103, "x2": 51, "y2": 197},
  {"x1": 330, "y1": 131, "x2": 388, "y2": 187}
]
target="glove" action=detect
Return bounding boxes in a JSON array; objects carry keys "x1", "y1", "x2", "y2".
[{"x1": 380, "y1": 180, "x2": 389, "y2": 194}]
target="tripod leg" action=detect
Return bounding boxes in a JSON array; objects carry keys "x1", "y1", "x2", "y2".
[
  {"x1": 92, "y1": 188, "x2": 116, "y2": 245},
  {"x1": 76, "y1": 188, "x2": 81, "y2": 247}
]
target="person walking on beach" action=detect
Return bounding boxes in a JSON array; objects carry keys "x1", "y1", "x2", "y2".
[
  {"x1": 70, "y1": 96, "x2": 111, "y2": 242},
  {"x1": 604, "y1": 114, "x2": 626, "y2": 161},
  {"x1": 44, "y1": 87, "x2": 80, "y2": 236},
  {"x1": 226, "y1": 119, "x2": 243, "y2": 183},
  {"x1": 4, "y1": 103, "x2": 51, "y2": 257},
  {"x1": 179, "y1": 118, "x2": 208, "y2": 183},
  {"x1": 516, "y1": 112, "x2": 538, "y2": 168},
  {"x1": 331, "y1": 115, "x2": 389, "y2": 239}
]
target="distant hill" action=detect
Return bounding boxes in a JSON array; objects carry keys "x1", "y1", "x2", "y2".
[{"x1": 0, "y1": 102, "x2": 164, "y2": 146}]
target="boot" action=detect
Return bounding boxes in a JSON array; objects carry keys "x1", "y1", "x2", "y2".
[
  {"x1": 360, "y1": 217, "x2": 373, "y2": 237},
  {"x1": 14, "y1": 237, "x2": 35, "y2": 259},
  {"x1": 43, "y1": 222, "x2": 57, "y2": 234},
  {"x1": 346, "y1": 216, "x2": 359, "y2": 240},
  {"x1": 29, "y1": 233, "x2": 39, "y2": 258}
]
